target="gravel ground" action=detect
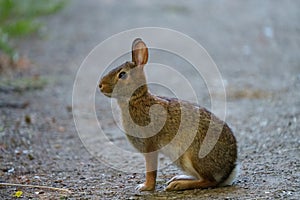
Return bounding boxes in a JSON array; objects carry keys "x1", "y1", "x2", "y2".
[{"x1": 1, "y1": 0, "x2": 299, "y2": 199}]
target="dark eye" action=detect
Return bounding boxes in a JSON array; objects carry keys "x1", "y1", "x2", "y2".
[{"x1": 118, "y1": 71, "x2": 127, "y2": 79}]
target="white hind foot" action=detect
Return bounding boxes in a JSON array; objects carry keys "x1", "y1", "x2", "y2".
[{"x1": 166, "y1": 175, "x2": 196, "y2": 185}]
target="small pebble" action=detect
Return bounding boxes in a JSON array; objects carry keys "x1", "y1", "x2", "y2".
[
  {"x1": 8, "y1": 168, "x2": 14, "y2": 173},
  {"x1": 264, "y1": 26, "x2": 274, "y2": 39}
]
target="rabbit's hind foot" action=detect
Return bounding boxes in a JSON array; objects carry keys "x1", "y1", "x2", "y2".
[
  {"x1": 166, "y1": 175, "x2": 196, "y2": 185},
  {"x1": 164, "y1": 179, "x2": 218, "y2": 191}
]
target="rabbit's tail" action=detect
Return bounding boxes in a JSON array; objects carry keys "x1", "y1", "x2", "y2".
[{"x1": 219, "y1": 163, "x2": 240, "y2": 186}]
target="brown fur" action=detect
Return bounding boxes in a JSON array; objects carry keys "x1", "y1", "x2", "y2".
[{"x1": 99, "y1": 38, "x2": 238, "y2": 191}]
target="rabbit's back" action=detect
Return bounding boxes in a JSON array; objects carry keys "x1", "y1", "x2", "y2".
[{"x1": 121, "y1": 95, "x2": 236, "y2": 160}]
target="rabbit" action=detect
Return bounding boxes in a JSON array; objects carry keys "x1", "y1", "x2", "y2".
[{"x1": 99, "y1": 38, "x2": 238, "y2": 191}]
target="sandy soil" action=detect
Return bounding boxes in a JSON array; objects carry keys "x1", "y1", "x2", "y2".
[{"x1": 1, "y1": 0, "x2": 299, "y2": 199}]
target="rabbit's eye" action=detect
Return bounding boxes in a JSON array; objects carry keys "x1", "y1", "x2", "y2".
[{"x1": 118, "y1": 71, "x2": 127, "y2": 79}]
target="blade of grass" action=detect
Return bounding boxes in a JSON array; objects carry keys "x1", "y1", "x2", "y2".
[{"x1": 0, "y1": 0, "x2": 15, "y2": 21}]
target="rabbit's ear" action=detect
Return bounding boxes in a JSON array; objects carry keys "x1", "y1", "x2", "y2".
[{"x1": 132, "y1": 38, "x2": 148, "y2": 66}]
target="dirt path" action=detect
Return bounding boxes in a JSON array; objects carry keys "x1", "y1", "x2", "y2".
[{"x1": 1, "y1": 0, "x2": 299, "y2": 199}]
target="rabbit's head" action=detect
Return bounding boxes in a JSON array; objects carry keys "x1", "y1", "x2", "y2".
[{"x1": 99, "y1": 38, "x2": 149, "y2": 99}]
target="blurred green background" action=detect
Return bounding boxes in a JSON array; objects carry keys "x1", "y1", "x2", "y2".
[{"x1": 0, "y1": 0, "x2": 66, "y2": 60}]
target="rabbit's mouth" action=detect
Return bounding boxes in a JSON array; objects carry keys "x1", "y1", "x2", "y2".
[{"x1": 102, "y1": 92, "x2": 112, "y2": 98}]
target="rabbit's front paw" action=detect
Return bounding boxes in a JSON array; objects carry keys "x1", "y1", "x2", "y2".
[{"x1": 135, "y1": 183, "x2": 155, "y2": 191}]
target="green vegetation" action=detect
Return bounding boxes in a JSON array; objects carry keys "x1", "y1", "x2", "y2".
[
  {"x1": 0, "y1": 76, "x2": 47, "y2": 93},
  {"x1": 0, "y1": 0, "x2": 67, "y2": 59}
]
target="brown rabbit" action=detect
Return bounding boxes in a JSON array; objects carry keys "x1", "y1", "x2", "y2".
[{"x1": 99, "y1": 38, "x2": 238, "y2": 191}]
